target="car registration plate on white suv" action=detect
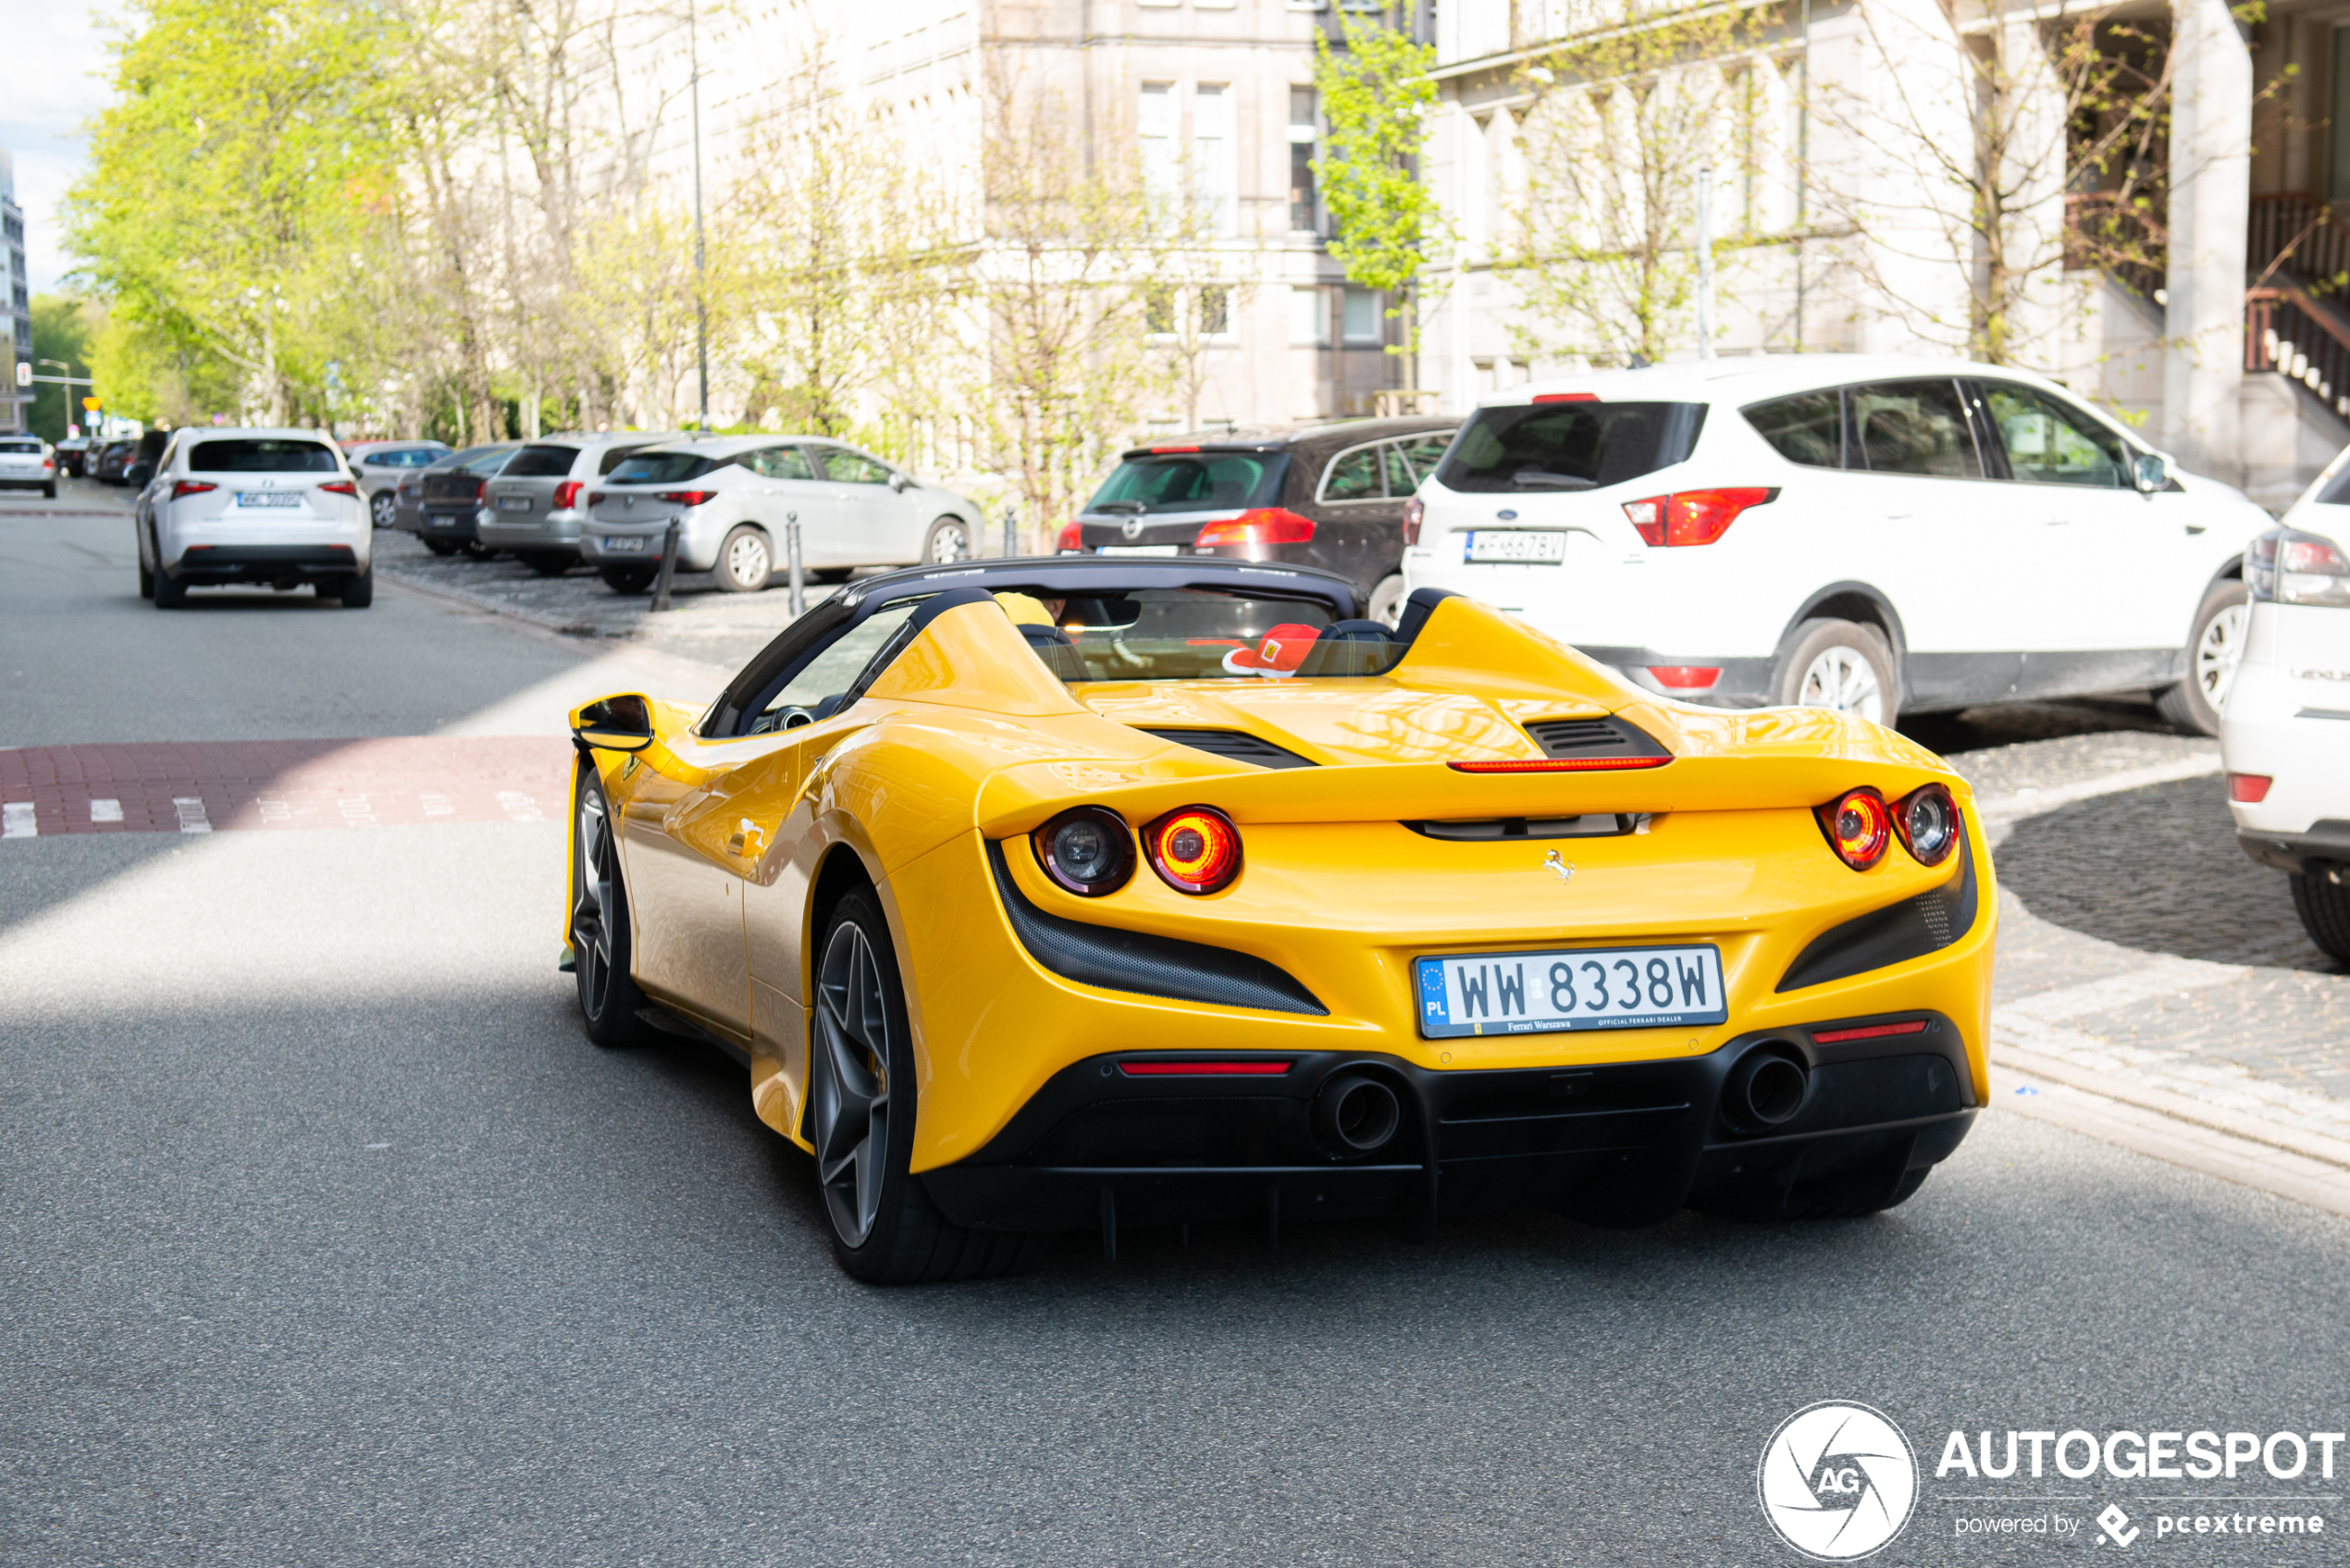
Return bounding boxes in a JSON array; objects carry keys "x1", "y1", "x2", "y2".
[
  {"x1": 1465, "y1": 530, "x2": 1569, "y2": 564},
  {"x1": 237, "y1": 492, "x2": 303, "y2": 508},
  {"x1": 1414, "y1": 944, "x2": 1726, "y2": 1038}
]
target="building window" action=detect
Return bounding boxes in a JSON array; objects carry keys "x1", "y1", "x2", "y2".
[
  {"x1": 1289, "y1": 87, "x2": 1318, "y2": 233},
  {"x1": 1141, "y1": 82, "x2": 1179, "y2": 216},
  {"x1": 1288, "y1": 285, "x2": 1327, "y2": 345},
  {"x1": 1145, "y1": 286, "x2": 1177, "y2": 338},
  {"x1": 1342, "y1": 286, "x2": 1379, "y2": 343},
  {"x1": 1195, "y1": 84, "x2": 1236, "y2": 236},
  {"x1": 1200, "y1": 286, "x2": 1231, "y2": 338}
]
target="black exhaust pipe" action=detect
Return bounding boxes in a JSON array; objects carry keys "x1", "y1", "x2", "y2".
[
  {"x1": 1314, "y1": 1071, "x2": 1402, "y2": 1156},
  {"x1": 1723, "y1": 1048, "x2": 1809, "y2": 1134}
]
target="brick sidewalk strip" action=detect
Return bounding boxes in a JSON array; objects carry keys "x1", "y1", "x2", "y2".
[{"x1": 0, "y1": 737, "x2": 575, "y2": 836}]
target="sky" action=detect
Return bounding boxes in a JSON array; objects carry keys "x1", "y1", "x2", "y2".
[{"x1": 0, "y1": 3, "x2": 120, "y2": 295}]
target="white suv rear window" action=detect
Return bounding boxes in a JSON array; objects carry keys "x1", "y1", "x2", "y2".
[
  {"x1": 1439, "y1": 402, "x2": 1704, "y2": 493},
  {"x1": 190, "y1": 438, "x2": 340, "y2": 473}
]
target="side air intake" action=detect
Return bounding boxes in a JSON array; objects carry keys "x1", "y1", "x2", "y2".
[
  {"x1": 1777, "y1": 825, "x2": 1979, "y2": 992},
  {"x1": 1135, "y1": 727, "x2": 1317, "y2": 770}
]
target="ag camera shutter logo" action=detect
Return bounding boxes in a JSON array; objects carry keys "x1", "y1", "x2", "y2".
[{"x1": 1758, "y1": 1401, "x2": 1919, "y2": 1560}]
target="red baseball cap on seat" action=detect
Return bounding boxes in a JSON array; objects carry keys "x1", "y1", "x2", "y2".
[{"x1": 1221, "y1": 623, "x2": 1323, "y2": 677}]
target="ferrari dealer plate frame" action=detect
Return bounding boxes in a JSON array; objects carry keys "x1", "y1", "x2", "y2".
[
  {"x1": 1414, "y1": 943, "x2": 1727, "y2": 1038},
  {"x1": 1465, "y1": 529, "x2": 1569, "y2": 564}
]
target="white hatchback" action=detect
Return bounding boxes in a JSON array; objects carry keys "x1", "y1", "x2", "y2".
[
  {"x1": 135, "y1": 428, "x2": 372, "y2": 608},
  {"x1": 2220, "y1": 464, "x2": 2350, "y2": 961},
  {"x1": 1401, "y1": 355, "x2": 2273, "y2": 732}
]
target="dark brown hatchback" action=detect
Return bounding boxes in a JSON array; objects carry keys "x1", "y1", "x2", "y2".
[{"x1": 1057, "y1": 416, "x2": 1459, "y2": 624}]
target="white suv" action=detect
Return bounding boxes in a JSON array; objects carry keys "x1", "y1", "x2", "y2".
[
  {"x1": 135, "y1": 428, "x2": 372, "y2": 608},
  {"x1": 1401, "y1": 355, "x2": 2273, "y2": 732},
  {"x1": 2220, "y1": 463, "x2": 2350, "y2": 960}
]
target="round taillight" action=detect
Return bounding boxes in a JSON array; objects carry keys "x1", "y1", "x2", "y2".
[
  {"x1": 1144, "y1": 806, "x2": 1242, "y2": 895},
  {"x1": 1033, "y1": 807, "x2": 1133, "y2": 896},
  {"x1": 1818, "y1": 787, "x2": 1890, "y2": 870},
  {"x1": 1895, "y1": 784, "x2": 1959, "y2": 867}
]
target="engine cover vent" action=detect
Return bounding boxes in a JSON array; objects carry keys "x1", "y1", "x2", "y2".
[
  {"x1": 1135, "y1": 727, "x2": 1317, "y2": 770},
  {"x1": 1523, "y1": 716, "x2": 1672, "y2": 759}
]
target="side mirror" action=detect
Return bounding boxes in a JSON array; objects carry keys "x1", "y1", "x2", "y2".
[
  {"x1": 889, "y1": 472, "x2": 913, "y2": 493},
  {"x1": 2134, "y1": 451, "x2": 2170, "y2": 493},
  {"x1": 573, "y1": 693, "x2": 656, "y2": 753}
]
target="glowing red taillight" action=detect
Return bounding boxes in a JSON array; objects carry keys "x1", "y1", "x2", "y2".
[
  {"x1": 2229, "y1": 772, "x2": 2273, "y2": 803},
  {"x1": 655, "y1": 489, "x2": 717, "y2": 507},
  {"x1": 1194, "y1": 508, "x2": 1316, "y2": 548},
  {"x1": 1623, "y1": 488, "x2": 1777, "y2": 547},
  {"x1": 170, "y1": 480, "x2": 217, "y2": 500},
  {"x1": 1647, "y1": 666, "x2": 1721, "y2": 689},
  {"x1": 553, "y1": 480, "x2": 585, "y2": 511},
  {"x1": 1817, "y1": 787, "x2": 1891, "y2": 870},
  {"x1": 1056, "y1": 521, "x2": 1083, "y2": 551},
  {"x1": 1448, "y1": 757, "x2": 1672, "y2": 773},
  {"x1": 319, "y1": 480, "x2": 358, "y2": 497},
  {"x1": 1144, "y1": 805, "x2": 1242, "y2": 894}
]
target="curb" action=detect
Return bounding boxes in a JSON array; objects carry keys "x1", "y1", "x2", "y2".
[
  {"x1": 374, "y1": 564, "x2": 612, "y2": 639},
  {"x1": 1992, "y1": 1041, "x2": 2350, "y2": 1173}
]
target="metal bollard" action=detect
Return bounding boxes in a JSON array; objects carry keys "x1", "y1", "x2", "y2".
[
  {"x1": 785, "y1": 512, "x2": 805, "y2": 617},
  {"x1": 651, "y1": 518, "x2": 682, "y2": 612},
  {"x1": 1001, "y1": 503, "x2": 1017, "y2": 559}
]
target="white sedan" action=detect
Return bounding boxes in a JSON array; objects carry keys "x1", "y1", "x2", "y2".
[
  {"x1": 2220, "y1": 466, "x2": 2350, "y2": 960},
  {"x1": 1401, "y1": 355, "x2": 2273, "y2": 732}
]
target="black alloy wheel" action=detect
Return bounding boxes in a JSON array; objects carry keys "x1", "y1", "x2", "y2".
[
  {"x1": 809, "y1": 891, "x2": 1045, "y2": 1284},
  {"x1": 572, "y1": 769, "x2": 652, "y2": 1047}
]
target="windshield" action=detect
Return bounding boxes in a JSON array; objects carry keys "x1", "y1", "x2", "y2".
[
  {"x1": 189, "y1": 438, "x2": 341, "y2": 473},
  {"x1": 1005, "y1": 588, "x2": 1399, "y2": 683},
  {"x1": 608, "y1": 451, "x2": 724, "y2": 485},
  {"x1": 1438, "y1": 401, "x2": 1705, "y2": 493},
  {"x1": 1085, "y1": 452, "x2": 1290, "y2": 514}
]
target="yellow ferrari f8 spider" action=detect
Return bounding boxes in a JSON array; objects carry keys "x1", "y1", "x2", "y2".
[{"x1": 564, "y1": 559, "x2": 1993, "y2": 1282}]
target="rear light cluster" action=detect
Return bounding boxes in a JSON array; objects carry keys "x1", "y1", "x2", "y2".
[
  {"x1": 1449, "y1": 755, "x2": 1670, "y2": 774},
  {"x1": 1402, "y1": 496, "x2": 1425, "y2": 546},
  {"x1": 1623, "y1": 488, "x2": 1778, "y2": 547},
  {"x1": 171, "y1": 480, "x2": 217, "y2": 500},
  {"x1": 553, "y1": 480, "x2": 585, "y2": 511},
  {"x1": 319, "y1": 480, "x2": 358, "y2": 497},
  {"x1": 1194, "y1": 508, "x2": 1316, "y2": 548},
  {"x1": 1032, "y1": 804, "x2": 1244, "y2": 896},
  {"x1": 1816, "y1": 783, "x2": 1959, "y2": 871},
  {"x1": 2247, "y1": 525, "x2": 2350, "y2": 607},
  {"x1": 656, "y1": 489, "x2": 718, "y2": 507}
]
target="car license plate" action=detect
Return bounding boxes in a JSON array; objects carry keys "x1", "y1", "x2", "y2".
[
  {"x1": 1465, "y1": 530, "x2": 1569, "y2": 564},
  {"x1": 601, "y1": 536, "x2": 646, "y2": 553},
  {"x1": 237, "y1": 492, "x2": 303, "y2": 509},
  {"x1": 497, "y1": 495, "x2": 532, "y2": 512},
  {"x1": 1415, "y1": 944, "x2": 1726, "y2": 1038},
  {"x1": 1097, "y1": 545, "x2": 1181, "y2": 557}
]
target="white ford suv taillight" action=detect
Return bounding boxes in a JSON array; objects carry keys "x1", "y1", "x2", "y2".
[{"x1": 1621, "y1": 488, "x2": 1779, "y2": 547}]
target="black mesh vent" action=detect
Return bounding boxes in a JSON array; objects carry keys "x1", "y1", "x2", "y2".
[
  {"x1": 1777, "y1": 827, "x2": 1979, "y2": 993},
  {"x1": 1523, "y1": 716, "x2": 1672, "y2": 759},
  {"x1": 986, "y1": 842, "x2": 1328, "y2": 1015},
  {"x1": 1135, "y1": 728, "x2": 1317, "y2": 770},
  {"x1": 1407, "y1": 815, "x2": 1636, "y2": 842}
]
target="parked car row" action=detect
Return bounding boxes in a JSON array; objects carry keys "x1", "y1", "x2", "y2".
[{"x1": 382, "y1": 430, "x2": 991, "y2": 595}]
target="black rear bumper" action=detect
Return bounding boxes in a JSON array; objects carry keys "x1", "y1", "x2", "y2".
[
  {"x1": 168, "y1": 545, "x2": 360, "y2": 584},
  {"x1": 921, "y1": 1013, "x2": 1978, "y2": 1234},
  {"x1": 2237, "y1": 821, "x2": 2350, "y2": 877}
]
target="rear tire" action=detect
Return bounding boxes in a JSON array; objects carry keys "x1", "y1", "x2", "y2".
[
  {"x1": 1775, "y1": 618, "x2": 1899, "y2": 724},
  {"x1": 425, "y1": 539, "x2": 461, "y2": 557},
  {"x1": 1691, "y1": 1164, "x2": 1931, "y2": 1222},
  {"x1": 138, "y1": 560, "x2": 154, "y2": 599},
  {"x1": 572, "y1": 768, "x2": 655, "y2": 1048},
  {"x1": 518, "y1": 550, "x2": 574, "y2": 577},
  {"x1": 43, "y1": 483, "x2": 57, "y2": 500},
  {"x1": 339, "y1": 567, "x2": 374, "y2": 608},
  {"x1": 2155, "y1": 578, "x2": 2248, "y2": 735},
  {"x1": 714, "y1": 524, "x2": 773, "y2": 593},
  {"x1": 600, "y1": 565, "x2": 657, "y2": 595},
  {"x1": 2292, "y1": 869, "x2": 2350, "y2": 961},
  {"x1": 810, "y1": 891, "x2": 1045, "y2": 1284},
  {"x1": 154, "y1": 571, "x2": 188, "y2": 609}
]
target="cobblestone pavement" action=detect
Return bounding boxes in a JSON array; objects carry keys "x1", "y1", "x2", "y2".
[{"x1": 371, "y1": 529, "x2": 849, "y2": 671}]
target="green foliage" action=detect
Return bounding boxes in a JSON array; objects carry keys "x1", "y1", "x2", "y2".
[
  {"x1": 1313, "y1": 14, "x2": 1451, "y2": 328},
  {"x1": 65, "y1": 0, "x2": 407, "y2": 425},
  {"x1": 26, "y1": 296, "x2": 100, "y2": 442}
]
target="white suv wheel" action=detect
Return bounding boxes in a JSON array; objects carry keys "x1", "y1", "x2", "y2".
[
  {"x1": 2194, "y1": 599, "x2": 2248, "y2": 708},
  {"x1": 1776, "y1": 618, "x2": 1898, "y2": 724},
  {"x1": 1798, "y1": 647, "x2": 1884, "y2": 722}
]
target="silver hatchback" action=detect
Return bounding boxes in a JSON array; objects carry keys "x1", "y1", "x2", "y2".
[
  {"x1": 475, "y1": 431, "x2": 693, "y2": 574},
  {"x1": 576, "y1": 436, "x2": 986, "y2": 594}
]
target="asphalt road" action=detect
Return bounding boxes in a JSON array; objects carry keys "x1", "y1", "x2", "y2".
[{"x1": 5, "y1": 488, "x2": 2347, "y2": 1565}]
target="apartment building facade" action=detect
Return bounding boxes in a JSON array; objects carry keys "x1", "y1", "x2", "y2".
[{"x1": 2, "y1": 149, "x2": 31, "y2": 435}]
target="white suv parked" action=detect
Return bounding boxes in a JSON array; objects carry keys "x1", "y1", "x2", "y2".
[
  {"x1": 2220, "y1": 461, "x2": 2350, "y2": 960},
  {"x1": 134, "y1": 428, "x2": 372, "y2": 608},
  {"x1": 1401, "y1": 355, "x2": 2273, "y2": 732}
]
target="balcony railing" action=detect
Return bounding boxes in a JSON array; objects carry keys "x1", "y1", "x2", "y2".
[
  {"x1": 2250, "y1": 192, "x2": 2350, "y2": 287},
  {"x1": 2246, "y1": 286, "x2": 2350, "y2": 422}
]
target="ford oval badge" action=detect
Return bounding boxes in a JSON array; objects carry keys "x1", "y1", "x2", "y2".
[{"x1": 1496, "y1": 509, "x2": 1518, "y2": 521}]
